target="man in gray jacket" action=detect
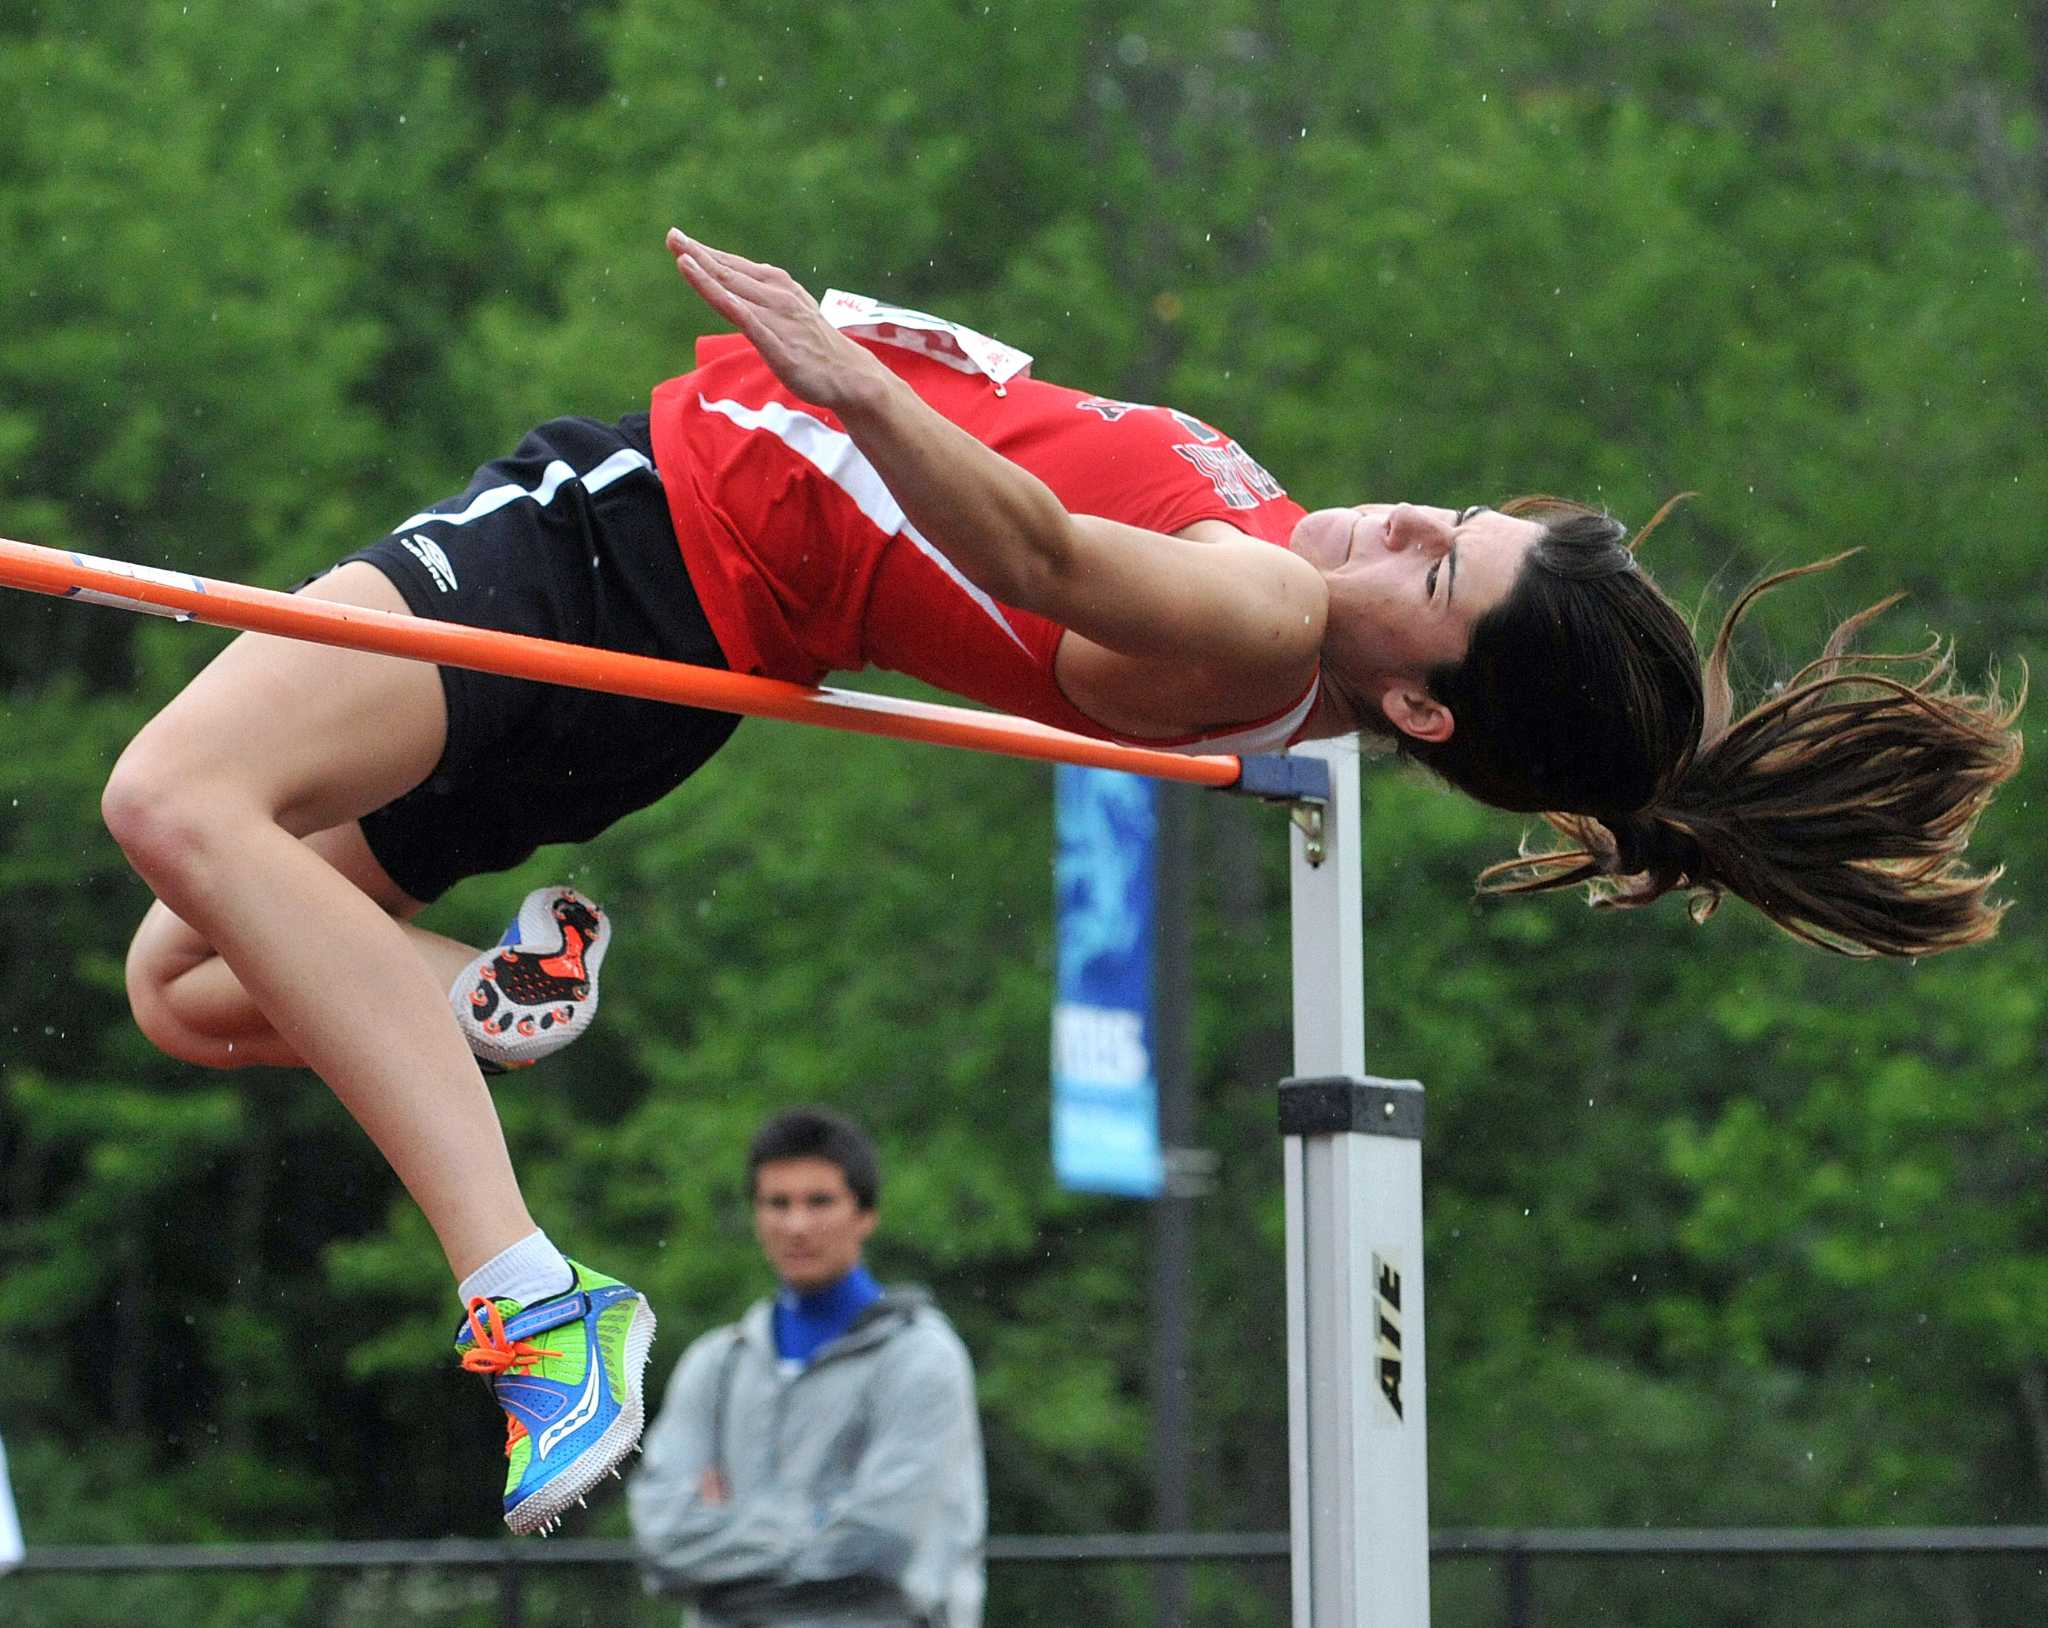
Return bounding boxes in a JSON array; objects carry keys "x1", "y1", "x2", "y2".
[{"x1": 630, "y1": 1107, "x2": 986, "y2": 1627}]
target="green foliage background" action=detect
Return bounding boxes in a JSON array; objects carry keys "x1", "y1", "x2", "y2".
[{"x1": 2, "y1": 1, "x2": 2046, "y2": 1623}]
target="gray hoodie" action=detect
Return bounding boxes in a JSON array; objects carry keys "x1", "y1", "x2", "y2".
[{"x1": 630, "y1": 1287, "x2": 986, "y2": 1628}]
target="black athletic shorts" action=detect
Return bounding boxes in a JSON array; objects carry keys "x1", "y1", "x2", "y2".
[{"x1": 338, "y1": 412, "x2": 740, "y2": 902}]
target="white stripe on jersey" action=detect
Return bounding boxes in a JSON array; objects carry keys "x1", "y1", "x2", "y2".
[
  {"x1": 392, "y1": 447, "x2": 654, "y2": 534},
  {"x1": 1153, "y1": 677, "x2": 1320, "y2": 756},
  {"x1": 696, "y1": 392, "x2": 1029, "y2": 655}
]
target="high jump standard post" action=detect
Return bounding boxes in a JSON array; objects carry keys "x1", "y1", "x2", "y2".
[
  {"x1": 0, "y1": 536, "x2": 1430, "y2": 1627},
  {"x1": 1283, "y1": 736, "x2": 1430, "y2": 1627}
]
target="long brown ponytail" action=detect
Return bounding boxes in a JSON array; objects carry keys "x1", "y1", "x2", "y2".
[{"x1": 1474, "y1": 550, "x2": 2025, "y2": 956}]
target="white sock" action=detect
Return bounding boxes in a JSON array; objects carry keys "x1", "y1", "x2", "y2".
[{"x1": 459, "y1": 1229, "x2": 575, "y2": 1308}]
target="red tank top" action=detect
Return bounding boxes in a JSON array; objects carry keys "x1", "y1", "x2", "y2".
[{"x1": 647, "y1": 329, "x2": 1313, "y2": 749}]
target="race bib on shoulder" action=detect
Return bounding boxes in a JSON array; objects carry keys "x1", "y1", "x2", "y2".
[{"x1": 821, "y1": 290, "x2": 1033, "y2": 391}]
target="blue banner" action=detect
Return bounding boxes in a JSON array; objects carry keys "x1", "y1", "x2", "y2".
[{"x1": 1051, "y1": 765, "x2": 1163, "y2": 1197}]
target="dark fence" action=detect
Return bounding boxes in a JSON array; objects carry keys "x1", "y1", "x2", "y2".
[{"x1": 10, "y1": 1528, "x2": 2048, "y2": 1627}]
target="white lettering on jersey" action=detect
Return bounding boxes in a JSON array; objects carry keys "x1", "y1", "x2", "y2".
[{"x1": 1172, "y1": 441, "x2": 1287, "y2": 510}]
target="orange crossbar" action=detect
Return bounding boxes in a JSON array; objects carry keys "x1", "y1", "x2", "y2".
[{"x1": 0, "y1": 536, "x2": 1244, "y2": 787}]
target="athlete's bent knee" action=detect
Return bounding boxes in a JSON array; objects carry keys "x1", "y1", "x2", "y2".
[
  {"x1": 102, "y1": 739, "x2": 246, "y2": 888},
  {"x1": 123, "y1": 942, "x2": 218, "y2": 1068}
]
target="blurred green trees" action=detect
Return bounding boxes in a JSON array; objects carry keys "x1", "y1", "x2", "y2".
[{"x1": 2, "y1": 1, "x2": 2045, "y2": 1624}]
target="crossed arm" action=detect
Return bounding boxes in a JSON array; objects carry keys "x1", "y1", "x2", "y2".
[{"x1": 629, "y1": 1328, "x2": 981, "y2": 1600}]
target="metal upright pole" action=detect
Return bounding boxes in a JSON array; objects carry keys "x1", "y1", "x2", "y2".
[
  {"x1": 1152, "y1": 781, "x2": 1196, "y2": 1628},
  {"x1": 1281, "y1": 737, "x2": 1429, "y2": 1628}
]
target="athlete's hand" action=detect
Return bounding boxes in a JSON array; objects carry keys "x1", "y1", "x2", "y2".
[{"x1": 666, "y1": 228, "x2": 889, "y2": 414}]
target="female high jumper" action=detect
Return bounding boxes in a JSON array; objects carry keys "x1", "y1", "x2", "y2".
[{"x1": 98, "y1": 229, "x2": 2021, "y2": 1532}]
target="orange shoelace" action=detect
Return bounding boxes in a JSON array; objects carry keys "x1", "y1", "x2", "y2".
[{"x1": 461, "y1": 1296, "x2": 566, "y2": 1457}]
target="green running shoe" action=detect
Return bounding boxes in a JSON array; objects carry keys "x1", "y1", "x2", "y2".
[{"x1": 454, "y1": 1260, "x2": 655, "y2": 1535}]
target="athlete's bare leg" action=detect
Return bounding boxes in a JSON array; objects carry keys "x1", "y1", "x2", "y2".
[
  {"x1": 102, "y1": 562, "x2": 535, "y2": 1278},
  {"x1": 125, "y1": 823, "x2": 484, "y2": 1071}
]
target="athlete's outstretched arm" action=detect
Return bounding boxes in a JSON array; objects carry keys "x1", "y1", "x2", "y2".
[{"x1": 665, "y1": 229, "x2": 1324, "y2": 673}]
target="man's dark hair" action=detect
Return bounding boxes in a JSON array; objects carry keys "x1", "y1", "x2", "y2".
[{"x1": 747, "y1": 1107, "x2": 881, "y2": 1210}]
